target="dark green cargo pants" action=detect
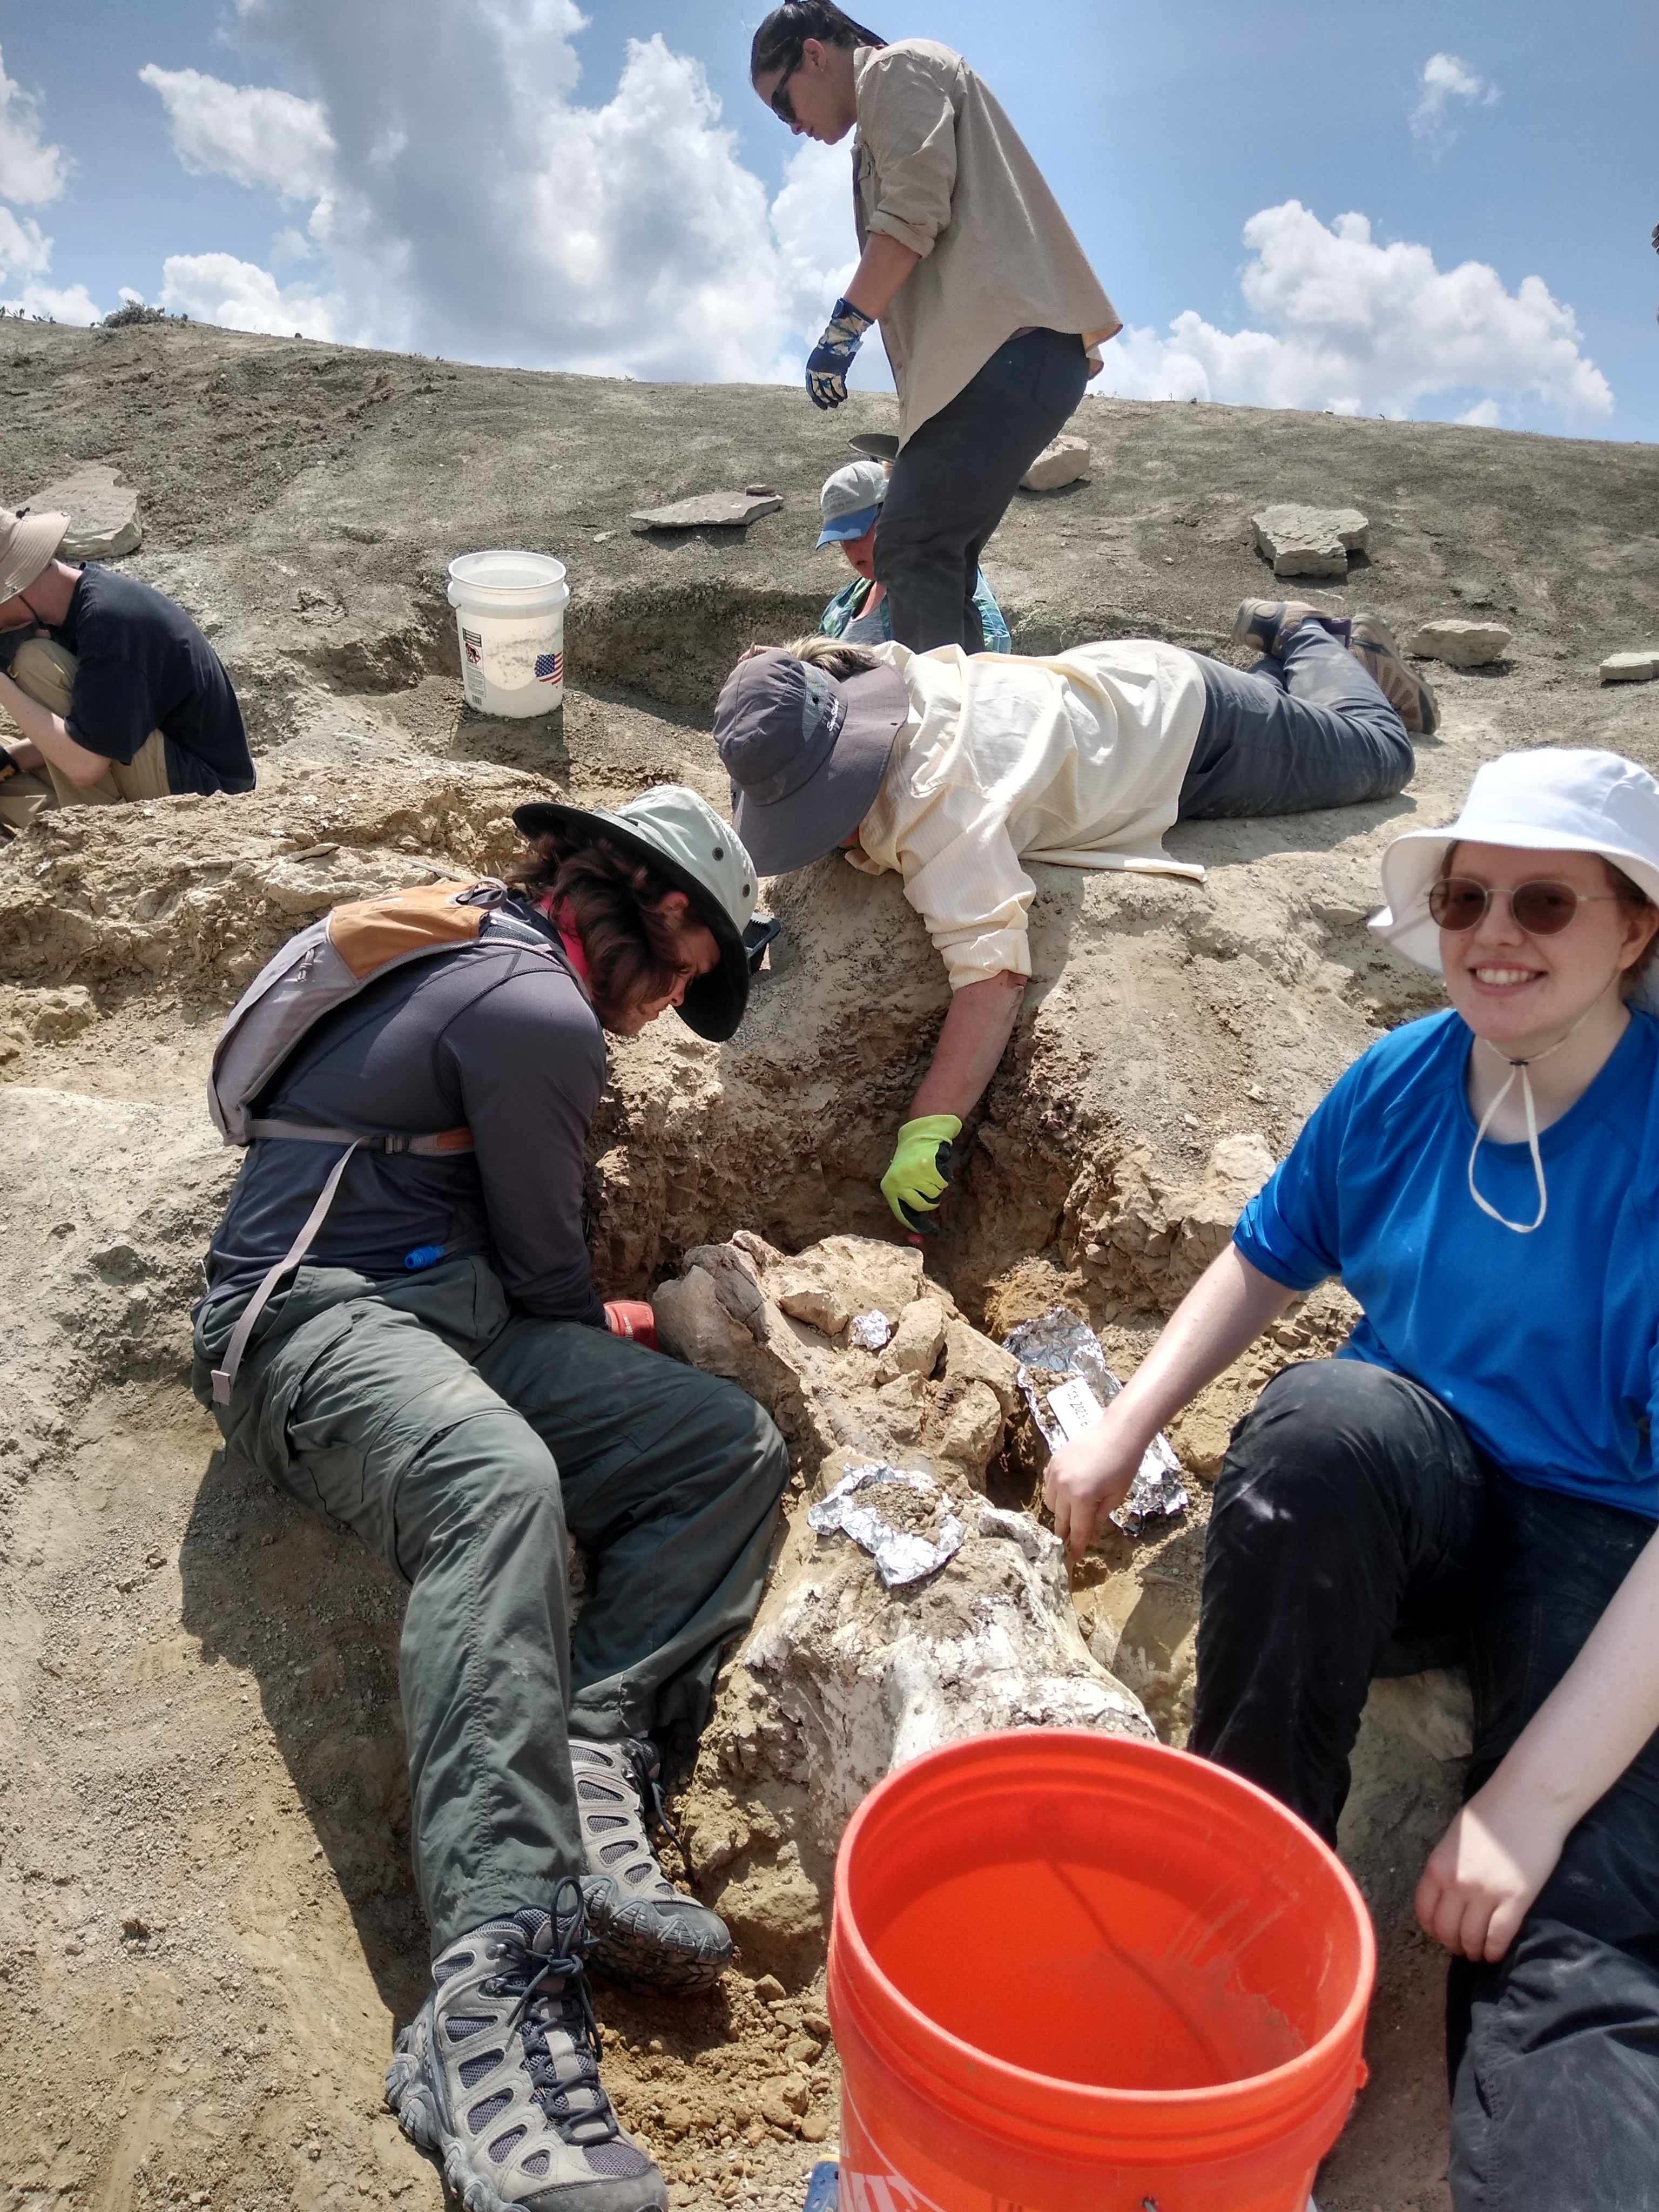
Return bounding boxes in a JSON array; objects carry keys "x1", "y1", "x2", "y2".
[{"x1": 192, "y1": 1255, "x2": 788, "y2": 1952}]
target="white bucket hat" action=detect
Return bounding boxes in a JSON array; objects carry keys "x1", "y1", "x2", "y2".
[
  {"x1": 1370, "y1": 747, "x2": 1659, "y2": 1232},
  {"x1": 1371, "y1": 747, "x2": 1659, "y2": 986}
]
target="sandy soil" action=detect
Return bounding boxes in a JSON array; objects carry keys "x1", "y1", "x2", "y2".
[{"x1": 4, "y1": 319, "x2": 1658, "y2": 2212}]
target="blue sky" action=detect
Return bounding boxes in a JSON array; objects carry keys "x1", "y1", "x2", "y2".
[{"x1": 2, "y1": 0, "x2": 1654, "y2": 439}]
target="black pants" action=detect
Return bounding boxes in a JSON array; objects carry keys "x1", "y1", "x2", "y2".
[
  {"x1": 1191, "y1": 1358, "x2": 1659, "y2": 2209},
  {"x1": 875, "y1": 327, "x2": 1089, "y2": 655}
]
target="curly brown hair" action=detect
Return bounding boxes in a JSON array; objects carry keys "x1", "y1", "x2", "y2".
[{"x1": 508, "y1": 828, "x2": 699, "y2": 1027}]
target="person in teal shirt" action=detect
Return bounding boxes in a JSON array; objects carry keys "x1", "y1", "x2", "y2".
[
  {"x1": 1043, "y1": 746, "x2": 1659, "y2": 2211},
  {"x1": 816, "y1": 458, "x2": 1010, "y2": 652}
]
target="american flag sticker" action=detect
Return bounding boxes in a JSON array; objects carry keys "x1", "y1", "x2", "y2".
[{"x1": 535, "y1": 650, "x2": 564, "y2": 685}]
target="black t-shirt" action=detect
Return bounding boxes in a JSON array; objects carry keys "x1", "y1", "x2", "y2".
[
  {"x1": 204, "y1": 907, "x2": 610, "y2": 1326},
  {"x1": 55, "y1": 565, "x2": 254, "y2": 796}
]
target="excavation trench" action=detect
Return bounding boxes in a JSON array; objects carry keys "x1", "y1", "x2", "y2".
[{"x1": 0, "y1": 596, "x2": 1464, "y2": 2212}]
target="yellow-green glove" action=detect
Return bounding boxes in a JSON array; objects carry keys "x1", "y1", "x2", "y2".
[{"x1": 880, "y1": 1114, "x2": 962, "y2": 1230}]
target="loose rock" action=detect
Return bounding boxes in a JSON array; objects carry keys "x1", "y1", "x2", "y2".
[
  {"x1": 630, "y1": 490, "x2": 783, "y2": 530},
  {"x1": 22, "y1": 462, "x2": 143, "y2": 560},
  {"x1": 1021, "y1": 435, "x2": 1090, "y2": 493},
  {"x1": 1408, "y1": 617, "x2": 1513, "y2": 667},
  {"x1": 1251, "y1": 502, "x2": 1369, "y2": 578},
  {"x1": 1601, "y1": 651, "x2": 1658, "y2": 685}
]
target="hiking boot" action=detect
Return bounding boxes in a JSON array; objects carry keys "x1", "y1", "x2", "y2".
[
  {"x1": 1230, "y1": 598, "x2": 1350, "y2": 659},
  {"x1": 1349, "y1": 611, "x2": 1441, "y2": 737},
  {"x1": 570, "y1": 1736, "x2": 733, "y2": 1995},
  {"x1": 385, "y1": 1882, "x2": 665, "y2": 2212}
]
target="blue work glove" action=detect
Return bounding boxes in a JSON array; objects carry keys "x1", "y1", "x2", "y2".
[{"x1": 805, "y1": 295, "x2": 874, "y2": 410}]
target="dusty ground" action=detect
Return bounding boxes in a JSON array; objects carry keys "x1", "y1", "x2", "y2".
[{"x1": 3, "y1": 320, "x2": 1659, "y2": 2211}]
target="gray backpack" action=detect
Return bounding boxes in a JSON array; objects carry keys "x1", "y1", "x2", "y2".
[{"x1": 206, "y1": 877, "x2": 558, "y2": 1405}]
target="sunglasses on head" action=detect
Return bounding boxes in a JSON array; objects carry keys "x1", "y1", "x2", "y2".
[{"x1": 1427, "y1": 877, "x2": 1620, "y2": 936}]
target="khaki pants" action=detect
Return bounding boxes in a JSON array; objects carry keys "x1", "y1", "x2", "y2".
[{"x1": 3, "y1": 636, "x2": 171, "y2": 811}]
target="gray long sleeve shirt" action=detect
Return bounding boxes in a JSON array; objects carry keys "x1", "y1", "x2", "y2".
[{"x1": 204, "y1": 905, "x2": 609, "y2": 1325}]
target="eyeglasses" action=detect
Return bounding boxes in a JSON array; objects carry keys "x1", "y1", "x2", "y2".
[
  {"x1": 768, "y1": 49, "x2": 804, "y2": 123},
  {"x1": 1427, "y1": 877, "x2": 1621, "y2": 936}
]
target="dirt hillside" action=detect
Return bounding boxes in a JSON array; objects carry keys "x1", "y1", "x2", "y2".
[{"x1": 3, "y1": 319, "x2": 1658, "y2": 2212}]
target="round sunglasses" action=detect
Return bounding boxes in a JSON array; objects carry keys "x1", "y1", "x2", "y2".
[{"x1": 1428, "y1": 877, "x2": 1620, "y2": 936}]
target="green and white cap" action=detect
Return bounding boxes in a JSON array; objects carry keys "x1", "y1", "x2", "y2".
[{"x1": 513, "y1": 784, "x2": 759, "y2": 1040}]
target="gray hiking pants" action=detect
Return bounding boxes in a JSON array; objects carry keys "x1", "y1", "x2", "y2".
[
  {"x1": 1178, "y1": 622, "x2": 1414, "y2": 818},
  {"x1": 192, "y1": 1255, "x2": 789, "y2": 1953}
]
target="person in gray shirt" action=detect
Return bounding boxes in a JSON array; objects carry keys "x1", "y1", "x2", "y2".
[{"x1": 194, "y1": 787, "x2": 785, "y2": 2212}]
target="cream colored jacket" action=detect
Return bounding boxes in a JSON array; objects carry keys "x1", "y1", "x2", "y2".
[
  {"x1": 845, "y1": 641, "x2": 1208, "y2": 990},
  {"x1": 852, "y1": 40, "x2": 1120, "y2": 446}
]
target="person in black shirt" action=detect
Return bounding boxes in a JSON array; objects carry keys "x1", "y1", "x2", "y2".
[{"x1": 0, "y1": 504, "x2": 253, "y2": 819}]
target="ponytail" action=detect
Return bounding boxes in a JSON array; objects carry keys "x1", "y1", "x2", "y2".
[{"x1": 750, "y1": 3, "x2": 886, "y2": 83}]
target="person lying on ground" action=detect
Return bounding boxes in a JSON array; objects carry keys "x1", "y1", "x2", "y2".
[
  {"x1": 817, "y1": 456, "x2": 1011, "y2": 652},
  {"x1": 193, "y1": 786, "x2": 788, "y2": 2212},
  {"x1": 715, "y1": 600, "x2": 1428, "y2": 1231},
  {"x1": 1045, "y1": 746, "x2": 1659, "y2": 2211},
  {"x1": 751, "y1": 2, "x2": 1118, "y2": 655},
  {"x1": 0, "y1": 506, "x2": 254, "y2": 831}
]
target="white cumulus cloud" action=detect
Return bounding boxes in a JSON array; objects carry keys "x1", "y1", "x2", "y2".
[
  {"x1": 138, "y1": 2, "x2": 865, "y2": 379},
  {"x1": 158, "y1": 249, "x2": 340, "y2": 338},
  {"x1": 0, "y1": 41, "x2": 100, "y2": 321},
  {"x1": 0, "y1": 45, "x2": 66, "y2": 204},
  {"x1": 1097, "y1": 201, "x2": 1611, "y2": 429},
  {"x1": 138, "y1": 65, "x2": 336, "y2": 202},
  {"x1": 1411, "y1": 52, "x2": 1499, "y2": 147}
]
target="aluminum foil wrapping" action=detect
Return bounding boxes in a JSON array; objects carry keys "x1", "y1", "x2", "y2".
[
  {"x1": 1002, "y1": 1306, "x2": 1189, "y2": 1532},
  {"x1": 807, "y1": 1463, "x2": 966, "y2": 1588},
  {"x1": 848, "y1": 1310, "x2": 892, "y2": 1351}
]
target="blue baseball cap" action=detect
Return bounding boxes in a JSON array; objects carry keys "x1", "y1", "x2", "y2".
[{"x1": 815, "y1": 458, "x2": 887, "y2": 548}]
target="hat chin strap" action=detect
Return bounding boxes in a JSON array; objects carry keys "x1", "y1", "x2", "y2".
[{"x1": 1466, "y1": 986, "x2": 1614, "y2": 1233}]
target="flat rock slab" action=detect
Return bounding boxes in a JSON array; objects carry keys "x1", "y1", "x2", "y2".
[
  {"x1": 1022, "y1": 434, "x2": 1091, "y2": 493},
  {"x1": 23, "y1": 463, "x2": 142, "y2": 560},
  {"x1": 1252, "y1": 502, "x2": 1369, "y2": 578},
  {"x1": 1410, "y1": 617, "x2": 1513, "y2": 667},
  {"x1": 630, "y1": 489, "x2": 782, "y2": 530},
  {"x1": 1601, "y1": 651, "x2": 1658, "y2": 684}
]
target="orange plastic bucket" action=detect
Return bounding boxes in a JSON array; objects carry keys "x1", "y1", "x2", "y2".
[{"x1": 828, "y1": 1731, "x2": 1374, "y2": 2212}]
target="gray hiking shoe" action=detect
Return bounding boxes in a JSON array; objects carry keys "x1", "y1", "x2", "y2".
[
  {"x1": 570, "y1": 1736, "x2": 733, "y2": 1995},
  {"x1": 1350, "y1": 611, "x2": 1440, "y2": 737},
  {"x1": 1230, "y1": 598, "x2": 1350, "y2": 659},
  {"x1": 385, "y1": 1881, "x2": 665, "y2": 2212}
]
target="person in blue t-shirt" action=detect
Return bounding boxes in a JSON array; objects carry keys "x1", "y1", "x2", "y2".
[
  {"x1": 815, "y1": 457, "x2": 1011, "y2": 653},
  {"x1": 1046, "y1": 746, "x2": 1659, "y2": 2210}
]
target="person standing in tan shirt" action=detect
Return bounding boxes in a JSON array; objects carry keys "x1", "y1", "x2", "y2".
[{"x1": 751, "y1": 3, "x2": 1120, "y2": 656}]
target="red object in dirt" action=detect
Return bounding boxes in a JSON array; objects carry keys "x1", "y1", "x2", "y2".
[
  {"x1": 828, "y1": 1730, "x2": 1374, "y2": 2212},
  {"x1": 602, "y1": 1300, "x2": 658, "y2": 1350}
]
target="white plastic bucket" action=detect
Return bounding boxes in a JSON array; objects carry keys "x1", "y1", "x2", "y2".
[{"x1": 447, "y1": 550, "x2": 569, "y2": 718}]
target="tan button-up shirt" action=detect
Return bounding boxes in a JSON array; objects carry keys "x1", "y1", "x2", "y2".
[
  {"x1": 852, "y1": 40, "x2": 1120, "y2": 446},
  {"x1": 845, "y1": 641, "x2": 1208, "y2": 990}
]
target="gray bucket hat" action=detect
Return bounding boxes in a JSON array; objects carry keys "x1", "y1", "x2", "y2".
[
  {"x1": 0, "y1": 507, "x2": 70, "y2": 602},
  {"x1": 512, "y1": 783, "x2": 758, "y2": 1040},
  {"x1": 713, "y1": 648, "x2": 909, "y2": 875}
]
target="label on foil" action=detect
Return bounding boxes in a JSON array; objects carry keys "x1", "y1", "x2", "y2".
[{"x1": 1046, "y1": 1375, "x2": 1105, "y2": 1443}]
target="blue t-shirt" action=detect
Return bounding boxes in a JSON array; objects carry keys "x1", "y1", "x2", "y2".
[{"x1": 1234, "y1": 1008, "x2": 1659, "y2": 1516}]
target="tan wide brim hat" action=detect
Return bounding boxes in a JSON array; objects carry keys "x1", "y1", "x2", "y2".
[{"x1": 0, "y1": 507, "x2": 70, "y2": 601}]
